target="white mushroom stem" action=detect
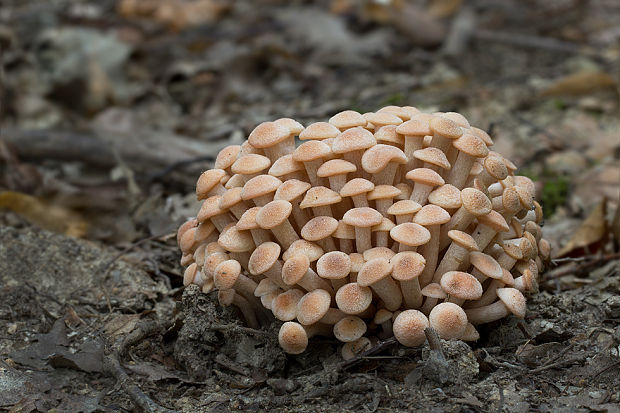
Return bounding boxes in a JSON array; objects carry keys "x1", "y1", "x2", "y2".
[
  {"x1": 230, "y1": 252, "x2": 251, "y2": 274},
  {"x1": 312, "y1": 205, "x2": 334, "y2": 218},
  {"x1": 320, "y1": 308, "x2": 347, "y2": 324},
  {"x1": 249, "y1": 228, "x2": 272, "y2": 246},
  {"x1": 439, "y1": 208, "x2": 477, "y2": 250},
  {"x1": 403, "y1": 135, "x2": 424, "y2": 172},
  {"x1": 369, "y1": 278, "x2": 402, "y2": 311},
  {"x1": 465, "y1": 300, "x2": 512, "y2": 325},
  {"x1": 210, "y1": 214, "x2": 235, "y2": 233},
  {"x1": 372, "y1": 163, "x2": 399, "y2": 186},
  {"x1": 432, "y1": 244, "x2": 470, "y2": 284},
  {"x1": 400, "y1": 279, "x2": 423, "y2": 309},
  {"x1": 395, "y1": 214, "x2": 414, "y2": 225},
  {"x1": 328, "y1": 175, "x2": 348, "y2": 194},
  {"x1": 253, "y1": 193, "x2": 276, "y2": 207},
  {"x1": 316, "y1": 237, "x2": 338, "y2": 253},
  {"x1": 338, "y1": 238, "x2": 354, "y2": 254},
  {"x1": 419, "y1": 297, "x2": 439, "y2": 315},
  {"x1": 298, "y1": 267, "x2": 334, "y2": 294},
  {"x1": 374, "y1": 199, "x2": 394, "y2": 217},
  {"x1": 409, "y1": 182, "x2": 434, "y2": 205},
  {"x1": 351, "y1": 194, "x2": 369, "y2": 208},
  {"x1": 303, "y1": 159, "x2": 325, "y2": 187},
  {"x1": 354, "y1": 227, "x2": 372, "y2": 252},
  {"x1": 470, "y1": 279, "x2": 505, "y2": 308},
  {"x1": 229, "y1": 293, "x2": 260, "y2": 329},
  {"x1": 344, "y1": 150, "x2": 370, "y2": 180},
  {"x1": 264, "y1": 140, "x2": 295, "y2": 162},
  {"x1": 418, "y1": 225, "x2": 441, "y2": 287},
  {"x1": 375, "y1": 231, "x2": 389, "y2": 248},
  {"x1": 271, "y1": 220, "x2": 300, "y2": 250},
  {"x1": 290, "y1": 199, "x2": 310, "y2": 232},
  {"x1": 264, "y1": 260, "x2": 288, "y2": 289},
  {"x1": 446, "y1": 152, "x2": 477, "y2": 189}
]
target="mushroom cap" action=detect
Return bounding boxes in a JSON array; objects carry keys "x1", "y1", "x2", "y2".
[
  {"x1": 183, "y1": 262, "x2": 198, "y2": 286},
  {"x1": 428, "y1": 184, "x2": 462, "y2": 209},
  {"x1": 374, "y1": 125, "x2": 404, "y2": 146},
  {"x1": 501, "y1": 186, "x2": 522, "y2": 214},
  {"x1": 470, "y1": 126, "x2": 494, "y2": 146},
  {"x1": 231, "y1": 154, "x2": 271, "y2": 175},
  {"x1": 364, "y1": 112, "x2": 403, "y2": 128},
  {"x1": 340, "y1": 178, "x2": 375, "y2": 198},
  {"x1": 332, "y1": 127, "x2": 376, "y2": 154},
  {"x1": 248, "y1": 121, "x2": 290, "y2": 149},
  {"x1": 254, "y1": 278, "x2": 279, "y2": 297},
  {"x1": 206, "y1": 241, "x2": 226, "y2": 255},
  {"x1": 461, "y1": 187, "x2": 492, "y2": 216},
  {"x1": 317, "y1": 251, "x2": 352, "y2": 280},
  {"x1": 196, "y1": 169, "x2": 227, "y2": 200},
  {"x1": 363, "y1": 247, "x2": 395, "y2": 262},
  {"x1": 268, "y1": 154, "x2": 304, "y2": 177},
  {"x1": 333, "y1": 220, "x2": 355, "y2": 239},
  {"x1": 440, "y1": 271, "x2": 483, "y2": 300},
  {"x1": 483, "y1": 156, "x2": 509, "y2": 180},
  {"x1": 349, "y1": 253, "x2": 365, "y2": 273},
  {"x1": 283, "y1": 240, "x2": 324, "y2": 262},
  {"x1": 501, "y1": 268, "x2": 516, "y2": 287},
  {"x1": 357, "y1": 258, "x2": 393, "y2": 287},
  {"x1": 496, "y1": 288, "x2": 527, "y2": 318},
  {"x1": 390, "y1": 223, "x2": 431, "y2": 246},
  {"x1": 477, "y1": 210, "x2": 510, "y2": 232},
  {"x1": 179, "y1": 227, "x2": 198, "y2": 254},
  {"x1": 335, "y1": 283, "x2": 373, "y2": 315},
  {"x1": 453, "y1": 133, "x2": 488, "y2": 158},
  {"x1": 405, "y1": 168, "x2": 444, "y2": 187},
  {"x1": 413, "y1": 147, "x2": 451, "y2": 170},
  {"x1": 236, "y1": 206, "x2": 261, "y2": 230},
  {"x1": 461, "y1": 323, "x2": 480, "y2": 341},
  {"x1": 297, "y1": 289, "x2": 332, "y2": 325},
  {"x1": 374, "y1": 308, "x2": 393, "y2": 324},
  {"x1": 396, "y1": 114, "x2": 433, "y2": 136},
  {"x1": 197, "y1": 195, "x2": 226, "y2": 222},
  {"x1": 278, "y1": 322, "x2": 308, "y2": 354},
  {"x1": 367, "y1": 185, "x2": 402, "y2": 201},
  {"x1": 342, "y1": 207, "x2": 384, "y2": 229},
  {"x1": 329, "y1": 110, "x2": 366, "y2": 130},
  {"x1": 361, "y1": 144, "x2": 407, "y2": 173},
  {"x1": 217, "y1": 225, "x2": 255, "y2": 252},
  {"x1": 333, "y1": 316, "x2": 367, "y2": 342},
  {"x1": 421, "y1": 282, "x2": 447, "y2": 299},
  {"x1": 447, "y1": 230, "x2": 479, "y2": 251},
  {"x1": 274, "y1": 117, "x2": 304, "y2": 135},
  {"x1": 256, "y1": 200, "x2": 292, "y2": 229},
  {"x1": 413, "y1": 204, "x2": 451, "y2": 226},
  {"x1": 219, "y1": 186, "x2": 244, "y2": 210},
  {"x1": 274, "y1": 179, "x2": 311, "y2": 202},
  {"x1": 317, "y1": 159, "x2": 356, "y2": 178},
  {"x1": 341, "y1": 337, "x2": 372, "y2": 360},
  {"x1": 470, "y1": 252, "x2": 503, "y2": 279},
  {"x1": 177, "y1": 218, "x2": 198, "y2": 246},
  {"x1": 213, "y1": 259, "x2": 242, "y2": 290},
  {"x1": 292, "y1": 140, "x2": 331, "y2": 162},
  {"x1": 429, "y1": 302, "x2": 468, "y2": 340},
  {"x1": 387, "y1": 199, "x2": 422, "y2": 216},
  {"x1": 299, "y1": 121, "x2": 340, "y2": 140},
  {"x1": 241, "y1": 175, "x2": 282, "y2": 201},
  {"x1": 390, "y1": 251, "x2": 426, "y2": 281},
  {"x1": 393, "y1": 310, "x2": 429, "y2": 347},
  {"x1": 301, "y1": 216, "x2": 339, "y2": 241},
  {"x1": 441, "y1": 112, "x2": 470, "y2": 128},
  {"x1": 299, "y1": 186, "x2": 342, "y2": 208},
  {"x1": 225, "y1": 173, "x2": 245, "y2": 189},
  {"x1": 248, "y1": 242, "x2": 281, "y2": 275},
  {"x1": 281, "y1": 254, "x2": 310, "y2": 285},
  {"x1": 215, "y1": 145, "x2": 241, "y2": 170},
  {"x1": 372, "y1": 217, "x2": 395, "y2": 233},
  {"x1": 430, "y1": 116, "x2": 463, "y2": 139},
  {"x1": 272, "y1": 289, "x2": 305, "y2": 321},
  {"x1": 378, "y1": 105, "x2": 412, "y2": 120},
  {"x1": 502, "y1": 240, "x2": 525, "y2": 260}
]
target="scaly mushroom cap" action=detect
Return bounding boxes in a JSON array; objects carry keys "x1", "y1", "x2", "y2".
[
  {"x1": 301, "y1": 216, "x2": 339, "y2": 242},
  {"x1": 231, "y1": 154, "x2": 271, "y2": 175},
  {"x1": 269, "y1": 155, "x2": 304, "y2": 177},
  {"x1": 248, "y1": 121, "x2": 290, "y2": 149},
  {"x1": 391, "y1": 252, "x2": 426, "y2": 281},
  {"x1": 374, "y1": 125, "x2": 404, "y2": 146},
  {"x1": 405, "y1": 168, "x2": 445, "y2": 187},
  {"x1": 453, "y1": 133, "x2": 488, "y2": 158},
  {"x1": 300, "y1": 122, "x2": 341, "y2": 140},
  {"x1": 413, "y1": 147, "x2": 451, "y2": 170},
  {"x1": 215, "y1": 145, "x2": 241, "y2": 170},
  {"x1": 300, "y1": 186, "x2": 342, "y2": 208},
  {"x1": 440, "y1": 271, "x2": 483, "y2": 300},
  {"x1": 361, "y1": 144, "x2": 407, "y2": 173},
  {"x1": 248, "y1": 242, "x2": 281, "y2": 275},
  {"x1": 428, "y1": 184, "x2": 462, "y2": 209},
  {"x1": 272, "y1": 289, "x2": 305, "y2": 321},
  {"x1": 256, "y1": 200, "x2": 292, "y2": 229},
  {"x1": 336, "y1": 283, "x2": 373, "y2": 314},
  {"x1": 274, "y1": 179, "x2": 311, "y2": 202},
  {"x1": 317, "y1": 159, "x2": 357, "y2": 178},
  {"x1": 430, "y1": 116, "x2": 463, "y2": 139},
  {"x1": 279, "y1": 322, "x2": 308, "y2": 354},
  {"x1": 413, "y1": 205, "x2": 451, "y2": 226},
  {"x1": 497, "y1": 287, "x2": 527, "y2": 318},
  {"x1": 332, "y1": 127, "x2": 376, "y2": 153},
  {"x1": 329, "y1": 110, "x2": 367, "y2": 130},
  {"x1": 317, "y1": 251, "x2": 352, "y2": 280},
  {"x1": 390, "y1": 223, "x2": 431, "y2": 246},
  {"x1": 293, "y1": 140, "x2": 331, "y2": 162},
  {"x1": 393, "y1": 310, "x2": 429, "y2": 347},
  {"x1": 196, "y1": 169, "x2": 227, "y2": 200},
  {"x1": 334, "y1": 316, "x2": 367, "y2": 342},
  {"x1": 297, "y1": 289, "x2": 332, "y2": 325},
  {"x1": 241, "y1": 175, "x2": 282, "y2": 201},
  {"x1": 340, "y1": 178, "x2": 375, "y2": 198},
  {"x1": 357, "y1": 258, "x2": 393, "y2": 287},
  {"x1": 343, "y1": 207, "x2": 383, "y2": 228},
  {"x1": 218, "y1": 225, "x2": 255, "y2": 252},
  {"x1": 283, "y1": 240, "x2": 324, "y2": 262},
  {"x1": 396, "y1": 114, "x2": 433, "y2": 136},
  {"x1": 282, "y1": 254, "x2": 310, "y2": 285},
  {"x1": 429, "y1": 302, "x2": 468, "y2": 339}
]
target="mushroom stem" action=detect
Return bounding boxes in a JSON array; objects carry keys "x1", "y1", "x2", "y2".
[
  {"x1": 465, "y1": 300, "x2": 510, "y2": 325},
  {"x1": 420, "y1": 297, "x2": 439, "y2": 315},
  {"x1": 303, "y1": 159, "x2": 325, "y2": 187},
  {"x1": 410, "y1": 183, "x2": 434, "y2": 205},
  {"x1": 446, "y1": 152, "x2": 476, "y2": 189},
  {"x1": 320, "y1": 308, "x2": 347, "y2": 324},
  {"x1": 372, "y1": 163, "x2": 399, "y2": 186},
  {"x1": 338, "y1": 238, "x2": 353, "y2": 254},
  {"x1": 271, "y1": 220, "x2": 300, "y2": 250},
  {"x1": 370, "y1": 278, "x2": 403, "y2": 311},
  {"x1": 432, "y1": 243, "x2": 470, "y2": 284},
  {"x1": 354, "y1": 227, "x2": 372, "y2": 252},
  {"x1": 344, "y1": 151, "x2": 369, "y2": 180},
  {"x1": 418, "y1": 226, "x2": 441, "y2": 287},
  {"x1": 400, "y1": 279, "x2": 423, "y2": 309},
  {"x1": 439, "y1": 207, "x2": 477, "y2": 250}
]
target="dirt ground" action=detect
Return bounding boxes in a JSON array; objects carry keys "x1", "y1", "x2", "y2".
[{"x1": 1, "y1": 0, "x2": 619, "y2": 412}]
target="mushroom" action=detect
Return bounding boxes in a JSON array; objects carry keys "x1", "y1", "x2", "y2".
[
  {"x1": 340, "y1": 178, "x2": 375, "y2": 208},
  {"x1": 256, "y1": 200, "x2": 299, "y2": 250},
  {"x1": 273, "y1": 179, "x2": 312, "y2": 231},
  {"x1": 465, "y1": 288, "x2": 526, "y2": 325},
  {"x1": 282, "y1": 253, "x2": 333, "y2": 293},
  {"x1": 393, "y1": 309, "x2": 429, "y2": 347},
  {"x1": 293, "y1": 140, "x2": 332, "y2": 186},
  {"x1": 332, "y1": 127, "x2": 376, "y2": 179},
  {"x1": 334, "y1": 316, "x2": 367, "y2": 342},
  {"x1": 413, "y1": 205, "x2": 451, "y2": 286},
  {"x1": 231, "y1": 154, "x2": 271, "y2": 182},
  {"x1": 299, "y1": 186, "x2": 342, "y2": 218},
  {"x1": 343, "y1": 207, "x2": 384, "y2": 252},
  {"x1": 396, "y1": 113, "x2": 433, "y2": 173},
  {"x1": 215, "y1": 145, "x2": 241, "y2": 176},
  {"x1": 428, "y1": 302, "x2": 467, "y2": 340},
  {"x1": 248, "y1": 121, "x2": 295, "y2": 161},
  {"x1": 301, "y1": 216, "x2": 338, "y2": 252},
  {"x1": 316, "y1": 251, "x2": 352, "y2": 290},
  {"x1": 406, "y1": 168, "x2": 444, "y2": 205},
  {"x1": 361, "y1": 144, "x2": 407, "y2": 185},
  {"x1": 241, "y1": 174, "x2": 282, "y2": 206},
  {"x1": 391, "y1": 251, "x2": 426, "y2": 309},
  {"x1": 356, "y1": 258, "x2": 402, "y2": 311}
]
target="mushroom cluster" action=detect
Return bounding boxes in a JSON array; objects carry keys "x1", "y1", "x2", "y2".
[{"x1": 177, "y1": 107, "x2": 550, "y2": 357}]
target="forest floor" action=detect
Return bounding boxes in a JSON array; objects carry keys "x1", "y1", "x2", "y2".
[{"x1": 1, "y1": 0, "x2": 619, "y2": 412}]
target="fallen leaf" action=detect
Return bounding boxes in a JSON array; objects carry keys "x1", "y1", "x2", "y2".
[
  {"x1": 542, "y1": 70, "x2": 618, "y2": 97},
  {"x1": 103, "y1": 314, "x2": 140, "y2": 337},
  {"x1": 557, "y1": 200, "x2": 608, "y2": 257},
  {"x1": 117, "y1": 0, "x2": 229, "y2": 31},
  {"x1": 428, "y1": 0, "x2": 463, "y2": 18}
]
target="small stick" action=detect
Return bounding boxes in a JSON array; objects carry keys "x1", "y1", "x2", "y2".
[{"x1": 424, "y1": 327, "x2": 445, "y2": 360}]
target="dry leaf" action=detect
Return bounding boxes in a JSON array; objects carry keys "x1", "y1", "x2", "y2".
[
  {"x1": 542, "y1": 70, "x2": 617, "y2": 97},
  {"x1": 0, "y1": 191, "x2": 88, "y2": 237},
  {"x1": 557, "y1": 200, "x2": 608, "y2": 257},
  {"x1": 428, "y1": 0, "x2": 462, "y2": 18},
  {"x1": 103, "y1": 314, "x2": 140, "y2": 337},
  {"x1": 117, "y1": 0, "x2": 229, "y2": 30}
]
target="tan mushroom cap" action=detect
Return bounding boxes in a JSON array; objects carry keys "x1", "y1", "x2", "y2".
[
  {"x1": 390, "y1": 251, "x2": 426, "y2": 281},
  {"x1": 441, "y1": 112, "x2": 470, "y2": 128},
  {"x1": 213, "y1": 259, "x2": 242, "y2": 290},
  {"x1": 274, "y1": 117, "x2": 304, "y2": 135},
  {"x1": 177, "y1": 218, "x2": 198, "y2": 246},
  {"x1": 231, "y1": 154, "x2": 271, "y2": 175},
  {"x1": 363, "y1": 247, "x2": 395, "y2": 262},
  {"x1": 356, "y1": 258, "x2": 393, "y2": 287},
  {"x1": 413, "y1": 205, "x2": 451, "y2": 226},
  {"x1": 396, "y1": 113, "x2": 433, "y2": 135},
  {"x1": 282, "y1": 254, "x2": 310, "y2": 285},
  {"x1": 215, "y1": 145, "x2": 241, "y2": 170},
  {"x1": 335, "y1": 283, "x2": 373, "y2": 315},
  {"x1": 248, "y1": 121, "x2": 290, "y2": 149},
  {"x1": 292, "y1": 140, "x2": 331, "y2": 162},
  {"x1": 283, "y1": 240, "x2": 324, "y2": 262},
  {"x1": 497, "y1": 288, "x2": 527, "y2": 318},
  {"x1": 430, "y1": 116, "x2": 463, "y2": 139},
  {"x1": 219, "y1": 186, "x2": 244, "y2": 210},
  {"x1": 501, "y1": 268, "x2": 516, "y2": 287},
  {"x1": 274, "y1": 179, "x2": 311, "y2": 202},
  {"x1": 218, "y1": 225, "x2": 255, "y2": 252},
  {"x1": 241, "y1": 175, "x2": 282, "y2": 201},
  {"x1": 374, "y1": 125, "x2": 404, "y2": 146},
  {"x1": 470, "y1": 126, "x2": 494, "y2": 146},
  {"x1": 254, "y1": 278, "x2": 279, "y2": 297},
  {"x1": 362, "y1": 144, "x2": 407, "y2": 174},
  {"x1": 316, "y1": 251, "x2": 352, "y2": 280},
  {"x1": 390, "y1": 223, "x2": 431, "y2": 246},
  {"x1": 334, "y1": 316, "x2": 367, "y2": 342},
  {"x1": 299, "y1": 186, "x2": 342, "y2": 208},
  {"x1": 332, "y1": 127, "x2": 376, "y2": 154},
  {"x1": 317, "y1": 159, "x2": 356, "y2": 178},
  {"x1": 297, "y1": 289, "x2": 332, "y2": 325},
  {"x1": 272, "y1": 289, "x2": 305, "y2": 321},
  {"x1": 225, "y1": 173, "x2": 245, "y2": 189},
  {"x1": 248, "y1": 241, "x2": 281, "y2": 275},
  {"x1": 206, "y1": 241, "x2": 226, "y2": 255},
  {"x1": 368, "y1": 185, "x2": 402, "y2": 201},
  {"x1": 461, "y1": 187, "x2": 492, "y2": 215},
  {"x1": 453, "y1": 133, "x2": 488, "y2": 158},
  {"x1": 470, "y1": 252, "x2": 503, "y2": 279},
  {"x1": 502, "y1": 241, "x2": 524, "y2": 261},
  {"x1": 421, "y1": 282, "x2": 447, "y2": 299},
  {"x1": 197, "y1": 196, "x2": 225, "y2": 222},
  {"x1": 440, "y1": 271, "x2": 483, "y2": 300},
  {"x1": 329, "y1": 110, "x2": 366, "y2": 130},
  {"x1": 299, "y1": 121, "x2": 341, "y2": 140},
  {"x1": 256, "y1": 200, "x2": 292, "y2": 229},
  {"x1": 377, "y1": 105, "x2": 412, "y2": 120},
  {"x1": 278, "y1": 322, "x2": 308, "y2": 354},
  {"x1": 413, "y1": 147, "x2": 451, "y2": 170},
  {"x1": 374, "y1": 308, "x2": 393, "y2": 324},
  {"x1": 393, "y1": 310, "x2": 429, "y2": 347},
  {"x1": 405, "y1": 168, "x2": 445, "y2": 186},
  {"x1": 341, "y1": 337, "x2": 372, "y2": 360},
  {"x1": 183, "y1": 262, "x2": 198, "y2": 286},
  {"x1": 372, "y1": 217, "x2": 396, "y2": 233},
  {"x1": 334, "y1": 220, "x2": 355, "y2": 239},
  {"x1": 340, "y1": 178, "x2": 375, "y2": 198},
  {"x1": 387, "y1": 200, "x2": 422, "y2": 216},
  {"x1": 447, "y1": 230, "x2": 479, "y2": 251},
  {"x1": 428, "y1": 184, "x2": 462, "y2": 209},
  {"x1": 343, "y1": 207, "x2": 384, "y2": 228},
  {"x1": 301, "y1": 216, "x2": 339, "y2": 241},
  {"x1": 477, "y1": 210, "x2": 510, "y2": 232},
  {"x1": 364, "y1": 112, "x2": 403, "y2": 128},
  {"x1": 483, "y1": 156, "x2": 509, "y2": 180},
  {"x1": 236, "y1": 206, "x2": 261, "y2": 230},
  {"x1": 196, "y1": 169, "x2": 227, "y2": 200},
  {"x1": 429, "y1": 302, "x2": 468, "y2": 339},
  {"x1": 195, "y1": 221, "x2": 216, "y2": 244},
  {"x1": 268, "y1": 154, "x2": 304, "y2": 177}
]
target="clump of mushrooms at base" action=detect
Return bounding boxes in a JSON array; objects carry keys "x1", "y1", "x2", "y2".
[{"x1": 177, "y1": 107, "x2": 551, "y2": 358}]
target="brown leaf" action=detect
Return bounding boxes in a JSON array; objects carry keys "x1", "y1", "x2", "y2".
[
  {"x1": 428, "y1": 0, "x2": 463, "y2": 18},
  {"x1": 557, "y1": 200, "x2": 608, "y2": 257},
  {"x1": 542, "y1": 70, "x2": 618, "y2": 97},
  {"x1": 103, "y1": 314, "x2": 140, "y2": 337}
]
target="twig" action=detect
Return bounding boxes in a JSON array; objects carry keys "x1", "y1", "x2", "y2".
[
  {"x1": 474, "y1": 29, "x2": 600, "y2": 57},
  {"x1": 339, "y1": 337, "x2": 398, "y2": 370},
  {"x1": 208, "y1": 323, "x2": 272, "y2": 337},
  {"x1": 424, "y1": 327, "x2": 445, "y2": 360},
  {"x1": 544, "y1": 252, "x2": 620, "y2": 280}
]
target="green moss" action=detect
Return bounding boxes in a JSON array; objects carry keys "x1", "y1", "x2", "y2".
[
  {"x1": 381, "y1": 93, "x2": 406, "y2": 106},
  {"x1": 521, "y1": 168, "x2": 570, "y2": 219}
]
